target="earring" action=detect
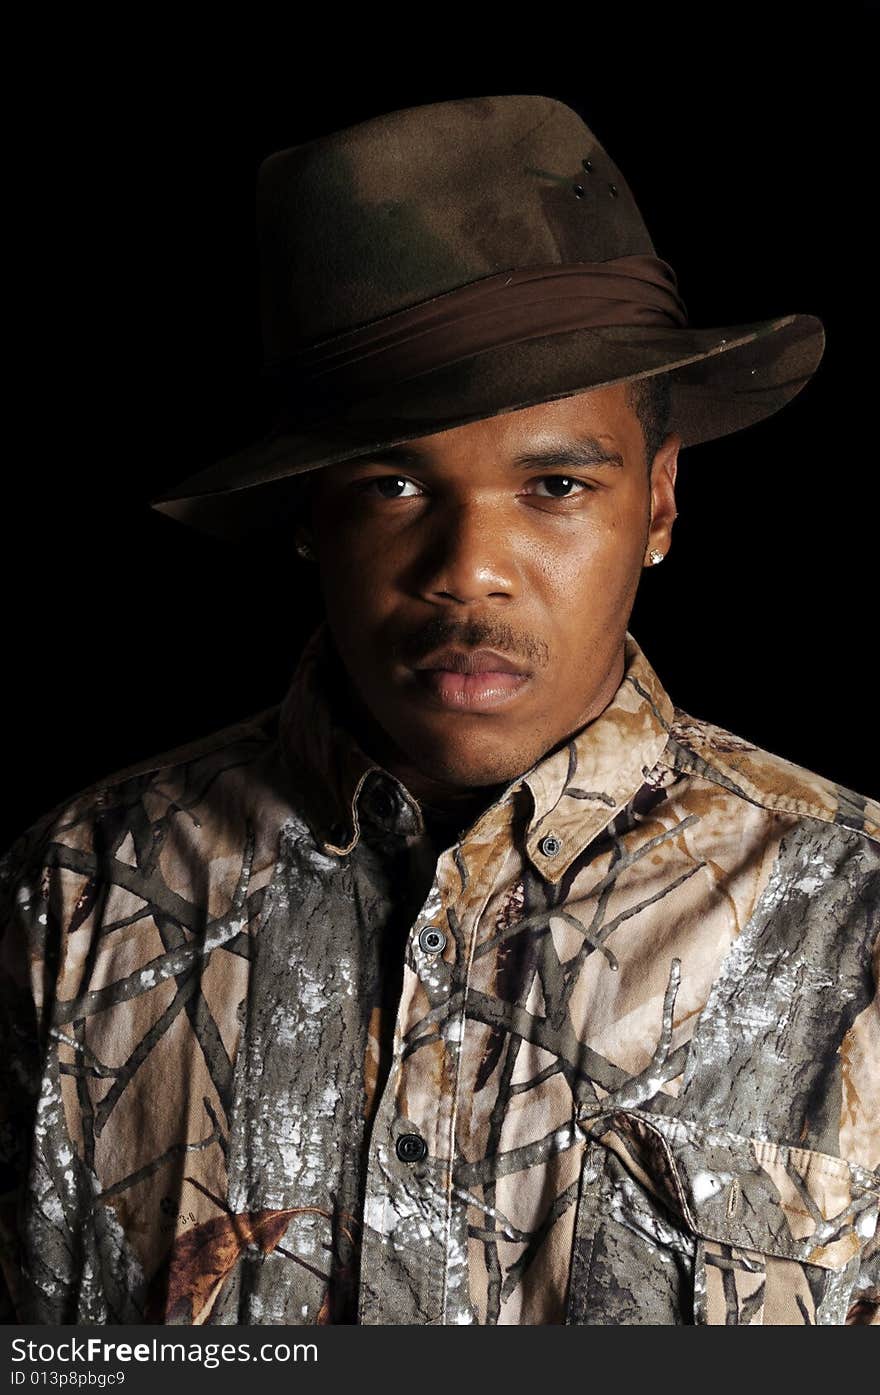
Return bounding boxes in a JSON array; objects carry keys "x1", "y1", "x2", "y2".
[
  {"x1": 648, "y1": 549, "x2": 664, "y2": 565},
  {"x1": 295, "y1": 539, "x2": 316, "y2": 561}
]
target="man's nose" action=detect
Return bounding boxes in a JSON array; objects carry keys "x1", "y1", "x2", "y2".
[{"x1": 415, "y1": 499, "x2": 519, "y2": 605}]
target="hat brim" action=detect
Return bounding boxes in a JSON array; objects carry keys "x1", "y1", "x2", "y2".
[{"x1": 149, "y1": 312, "x2": 824, "y2": 542}]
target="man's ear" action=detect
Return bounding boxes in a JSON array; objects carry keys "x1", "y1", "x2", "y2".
[
  {"x1": 293, "y1": 510, "x2": 317, "y2": 560},
  {"x1": 289, "y1": 473, "x2": 318, "y2": 555},
  {"x1": 645, "y1": 431, "x2": 681, "y2": 565}
]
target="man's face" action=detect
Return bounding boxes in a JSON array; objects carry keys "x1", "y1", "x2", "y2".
[{"x1": 304, "y1": 383, "x2": 680, "y2": 800}]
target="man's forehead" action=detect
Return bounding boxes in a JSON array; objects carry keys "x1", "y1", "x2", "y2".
[
  {"x1": 331, "y1": 433, "x2": 625, "y2": 473},
  {"x1": 318, "y1": 389, "x2": 634, "y2": 475}
]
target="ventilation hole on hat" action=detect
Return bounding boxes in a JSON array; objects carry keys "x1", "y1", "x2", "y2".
[
  {"x1": 573, "y1": 184, "x2": 585, "y2": 198},
  {"x1": 608, "y1": 183, "x2": 618, "y2": 197},
  {"x1": 582, "y1": 158, "x2": 593, "y2": 172}
]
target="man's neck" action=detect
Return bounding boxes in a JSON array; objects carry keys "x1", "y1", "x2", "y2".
[
  {"x1": 322, "y1": 634, "x2": 626, "y2": 828},
  {"x1": 418, "y1": 783, "x2": 509, "y2": 829},
  {"x1": 324, "y1": 644, "x2": 508, "y2": 823}
]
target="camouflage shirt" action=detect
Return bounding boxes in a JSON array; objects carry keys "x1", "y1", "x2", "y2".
[{"x1": 1, "y1": 623, "x2": 878, "y2": 1326}]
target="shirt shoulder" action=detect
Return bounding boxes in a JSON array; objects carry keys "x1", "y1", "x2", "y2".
[
  {"x1": 0, "y1": 704, "x2": 291, "y2": 959},
  {"x1": 657, "y1": 707, "x2": 880, "y2": 849},
  {"x1": 69, "y1": 703, "x2": 284, "y2": 808},
  {"x1": 5, "y1": 702, "x2": 281, "y2": 838}
]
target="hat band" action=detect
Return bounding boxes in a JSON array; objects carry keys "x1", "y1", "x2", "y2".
[{"x1": 268, "y1": 254, "x2": 688, "y2": 395}]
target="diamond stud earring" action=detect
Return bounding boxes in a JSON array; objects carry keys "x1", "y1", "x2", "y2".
[
  {"x1": 648, "y1": 549, "x2": 664, "y2": 565},
  {"x1": 295, "y1": 539, "x2": 316, "y2": 561}
]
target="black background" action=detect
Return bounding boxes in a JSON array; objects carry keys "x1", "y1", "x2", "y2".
[{"x1": 5, "y1": 12, "x2": 878, "y2": 850}]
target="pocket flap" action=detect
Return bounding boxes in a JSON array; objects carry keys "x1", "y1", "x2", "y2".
[{"x1": 577, "y1": 1107, "x2": 880, "y2": 1271}]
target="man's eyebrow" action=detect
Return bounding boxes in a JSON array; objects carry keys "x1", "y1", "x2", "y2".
[
  {"x1": 343, "y1": 436, "x2": 625, "y2": 471},
  {"x1": 508, "y1": 439, "x2": 624, "y2": 471}
]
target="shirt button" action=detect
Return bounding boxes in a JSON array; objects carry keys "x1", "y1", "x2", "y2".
[
  {"x1": 418, "y1": 925, "x2": 447, "y2": 954},
  {"x1": 539, "y1": 833, "x2": 562, "y2": 857},
  {"x1": 396, "y1": 1133, "x2": 428, "y2": 1163},
  {"x1": 372, "y1": 788, "x2": 396, "y2": 820}
]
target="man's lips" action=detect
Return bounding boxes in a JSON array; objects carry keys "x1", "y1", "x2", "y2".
[
  {"x1": 412, "y1": 647, "x2": 529, "y2": 676},
  {"x1": 408, "y1": 647, "x2": 532, "y2": 711}
]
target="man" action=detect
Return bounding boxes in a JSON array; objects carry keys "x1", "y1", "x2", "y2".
[{"x1": 1, "y1": 94, "x2": 877, "y2": 1326}]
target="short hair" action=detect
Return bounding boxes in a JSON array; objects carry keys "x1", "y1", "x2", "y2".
[{"x1": 625, "y1": 372, "x2": 673, "y2": 472}]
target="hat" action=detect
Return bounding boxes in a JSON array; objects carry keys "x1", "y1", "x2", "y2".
[{"x1": 149, "y1": 94, "x2": 825, "y2": 543}]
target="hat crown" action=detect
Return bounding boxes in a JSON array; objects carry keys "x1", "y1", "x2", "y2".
[
  {"x1": 256, "y1": 94, "x2": 656, "y2": 364},
  {"x1": 149, "y1": 93, "x2": 825, "y2": 541}
]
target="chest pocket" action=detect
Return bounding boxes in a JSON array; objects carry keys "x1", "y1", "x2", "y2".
[{"x1": 566, "y1": 1107, "x2": 880, "y2": 1326}]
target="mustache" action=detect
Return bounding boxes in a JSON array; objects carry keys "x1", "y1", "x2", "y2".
[{"x1": 395, "y1": 616, "x2": 550, "y2": 671}]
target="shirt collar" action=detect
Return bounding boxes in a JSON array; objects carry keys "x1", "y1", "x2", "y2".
[
  {"x1": 279, "y1": 622, "x2": 674, "y2": 879},
  {"x1": 278, "y1": 622, "x2": 401, "y2": 855},
  {"x1": 519, "y1": 635, "x2": 675, "y2": 881}
]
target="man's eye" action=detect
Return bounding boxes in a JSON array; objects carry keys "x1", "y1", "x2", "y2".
[
  {"x1": 530, "y1": 476, "x2": 594, "y2": 498},
  {"x1": 362, "y1": 476, "x2": 423, "y2": 499}
]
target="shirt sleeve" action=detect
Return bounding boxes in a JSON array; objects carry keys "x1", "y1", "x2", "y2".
[
  {"x1": 0, "y1": 806, "x2": 65, "y2": 1322},
  {"x1": 846, "y1": 1224, "x2": 879, "y2": 1324},
  {"x1": 844, "y1": 918, "x2": 880, "y2": 1326}
]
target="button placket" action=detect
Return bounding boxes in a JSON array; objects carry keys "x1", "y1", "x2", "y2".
[
  {"x1": 360, "y1": 828, "x2": 508, "y2": 1325},
  {"x1": 437, "y1": 828, "x2": 518, "y2": 1324},
  {"x1": 414, "y1": 844, "x2": 480, "y2": 1323},
  {"x1": 358, "y1": 868, "x2": 451, "y2": 1323},
  {"x1": 411, "y1": 877, "x2": 454, "y2": 1005},
  {"x1": 418, "y1": 925, "x2": 447, "y2": 955},
  {"x1": 395, "y1": 1131, "x2": 429, "y2": 1163},
  {"x1": 372, "y1": 787, "x2": 396, "y2": 821},
  {"x1": 358, "y1": 1090, "x2": 446, "y2": 1323}
]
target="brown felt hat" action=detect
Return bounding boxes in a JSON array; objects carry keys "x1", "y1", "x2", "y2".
[{"x1": 149, "y1": 94, "x2": 825, "y2": 542}]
